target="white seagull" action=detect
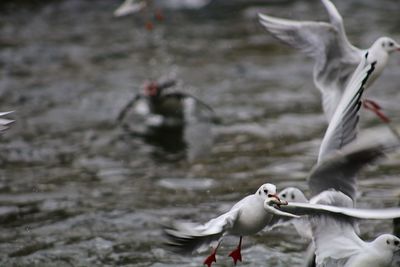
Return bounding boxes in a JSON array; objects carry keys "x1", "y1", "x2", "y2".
[
  {"x1": 269, "y1": 141, "x2": 400, "y2": 218},
  {"x1": 258, "y1": 0, "x2": 400, "y2": 123},
  {"x1": 114, "y1": 0, "x2": 211, "y2": 17},
  {"x1": 0, "y1": 111, "x2": 14, "y2": 133},
  {"x1": 267, "y1": 54, "x2": 400, "y2": 266},
  {"x1": 273, "y1": 16, "x2": 397, "y2": 209},
  {"x1": 310, "y1": 190, "x2": 400, "y2": 267},
  {"x1": 114, "y1": 0, "x2": 147, "y2": 17},
  {"x1": 164, "y1": 183, "x2": 296, "y2": 267},
  {"x1": 116, "y1": 79, "x2": 216, "y2": 130},
  {"x1": 270, "y1": 139, "x2": 400, "y2": 267}
]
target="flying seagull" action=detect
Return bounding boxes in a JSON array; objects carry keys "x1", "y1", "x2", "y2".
[
  {"x1": 258, "y1": 0, "x2": 400, "y2": 127},
  {"x1": 310, "y1": 190, "x2": 400, "y2": 267},
  {"x1": 164, "y1": 183, "x2": 295, "y2": 267}
]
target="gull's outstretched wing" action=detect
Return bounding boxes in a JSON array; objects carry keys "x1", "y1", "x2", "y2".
[
  {"x1": 0, "y1": 111, "x2": 14, "y2": 132},
  {"x1": 318, "y1": 54, "x2": 376, "y2": 161},
  {"x1": 309, "y1": 140, "x2": 398, "y2": 200},
  {"x1": 279, "y1": 201, "x2": 400, "y2": 220},
  {"x1": 258, "y1": 0, "x2": 361, "y2": 121},
  {"x1": 258, "y1": 13, "x2": 336, "y2": 62},
  {"x1": 164, "y1": 208, "x2": 240, "y2": 254},
  {"x1": 308, "y1": 190, "x2": 365, "y2": 266}
]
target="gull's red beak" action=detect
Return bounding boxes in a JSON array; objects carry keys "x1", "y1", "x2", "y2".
[
  {"x1": 268, "y1": 193, "x2": 288, "y2": 206},
  {"x1": 268, "y1": 193, "x2": 281, "y2": 201}
]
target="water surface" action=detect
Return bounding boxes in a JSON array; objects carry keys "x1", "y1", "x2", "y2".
[{"x1": 0, "y1": 0, "x2": 400, "y2": 266}]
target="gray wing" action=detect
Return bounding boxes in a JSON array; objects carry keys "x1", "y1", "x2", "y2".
[
  {"x1": 114, "y1": 0, "x2": 146, "y2": 17},
  {"x1": 309, "y1": 140, "x2": 398, "y2": 200},
  {"x1": 0, "y1": 111, "x2": 14, "y2": 132},
  {"x1": 258, "y1": 13, "x2": 336, "y2": 64},
  {"x1": 279, "y1": 201, "x2": 400, "y2": 220},
  {"x1": 308, "y1": 190, "x2": 365, "y2": 266},
  {"x1": 258, "y1": 0, "x2": 361, "y2": 121},
  {"x1": 164, "y1": 208, "x2": 240, "y2": 254},
  {"x1": 318, "y1": 55, "x2": 376, "y2": 161}
]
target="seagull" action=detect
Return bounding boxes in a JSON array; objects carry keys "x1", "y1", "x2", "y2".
[
  {"x1": 268, "y1": 140, "x2": 400, "y2": 215},
  {"x1": 271, "y1": 143, "x2": 400, "y2": 266},
  {"x1": 164, "y1": 183, "x2": 296, "y2": 267},
  {"x1": 117, "y1": 79, "x2": 215, "y2": 130},
  {"x1": 0, "y1": 111, "x2": 14, "y2": 133},
  {"x1": 117, "y1": 79, "x2": 179, "y2": 125},
  {"x1": 114, "y1": 0, "x2": 147, "y2": 17},
  {"x1": 272, "y1": 53, "x2": 399, "y2": 224},
  {"x1": 310, "y1": 190, "x2": 400, "y2": 267},
  {"x1": 272, "y1": 18, "x2": 397, "y2": 209},
  {"x1": 266, "y1": 53, "x2": 400, "y2": 264},
  {"x1": 114, "y1": 0, "x2": 211, "y2": 17},
  {"x1": 258, "y1": 0, "x2": 400, "y2": 124}
]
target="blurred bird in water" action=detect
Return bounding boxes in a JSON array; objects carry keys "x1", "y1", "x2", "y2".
[
  {"x1": 116, "y1": 79, "x2": 217, "y2": 159},
  {"x1": 117, "y1": 79, "x2": 215, "y2": 129}
]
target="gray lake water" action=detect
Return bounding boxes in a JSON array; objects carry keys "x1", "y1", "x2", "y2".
[{"x1": 0, "y1": 0, "x2": 400, "y2": 266}]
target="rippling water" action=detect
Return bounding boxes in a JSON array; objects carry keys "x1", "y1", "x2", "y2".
[{"x1": 0, "y1": 0, "x2": 400, "y2": 266}]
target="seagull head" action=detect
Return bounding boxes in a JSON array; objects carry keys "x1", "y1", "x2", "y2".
[
  {"x1": 143, "y1": 81, "x2": 160, "y2": 97},
  {"x1": 375, "y1": 37, "x2": 400, "y2": 53},
  {"x1": 256, "y1": 183, "x2": 288, "y2": 206},
  {"x1": 278, "y1": 187, "x2": 308, "y2": 203},
  {"x1": 373, "y1": 234, "x2": 400, "y2": 252},
  {"x1": 142, "y1": 79, "x2": 176, "y2": 97},
  {"x1": 256, "y1": 183, "x2": 278, "y2": 200}
]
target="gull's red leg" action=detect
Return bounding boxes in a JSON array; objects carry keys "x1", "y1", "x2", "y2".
[
  {"x1": 363, "y1": 99, "x2": 400, "y2": 140},
  {"x1": 363, "y1": 99, "x2": 390, "y2": 123},
  {"x1": 228, "y1": 236, "x2": 243, "y2": 265},
  {"x1": 203, "y1": 242, "x2": 221, "y2": 267}
]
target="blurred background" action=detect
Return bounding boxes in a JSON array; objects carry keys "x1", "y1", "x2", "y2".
[{"x1": 0, "y1": 0, "x2": 400, "y2": 266}]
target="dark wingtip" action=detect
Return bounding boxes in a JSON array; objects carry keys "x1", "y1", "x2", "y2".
[{"x1": 158, "y1": 79, "x2": 177, "y2": 91}]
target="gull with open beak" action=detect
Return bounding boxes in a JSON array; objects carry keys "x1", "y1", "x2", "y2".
[
  {"x1": 164, "y1": 183, "x2": 296, "y2": 267},
  {"x1": 265, "y1": 50, "x2": 400, "y2": 266}
]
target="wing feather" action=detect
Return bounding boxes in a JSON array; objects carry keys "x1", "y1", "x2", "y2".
[{"x1": 164, "y1": 209, "x2": 240, "y2": 254}]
